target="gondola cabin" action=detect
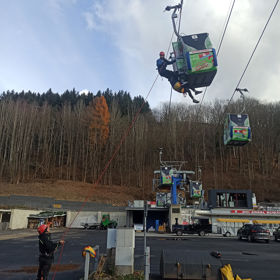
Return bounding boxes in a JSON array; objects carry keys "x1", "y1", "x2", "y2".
[
  {"x1": 172, "y1": 33, "x2": 217, "y2": 88},
  {"x1": 224, "y1": 113, "x2": 251, "y2": 146}
]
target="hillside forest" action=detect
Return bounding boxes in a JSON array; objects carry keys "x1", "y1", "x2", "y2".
[{"x1": 0, "y1": 89, "x2": 279, "y2": 203}]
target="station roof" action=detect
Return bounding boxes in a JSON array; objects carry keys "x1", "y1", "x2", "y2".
[{"x1": 28, "y1": 211, "x2": 66, "y2": 219}]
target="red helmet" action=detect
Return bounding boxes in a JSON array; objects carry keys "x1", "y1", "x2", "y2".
[
  {"x1": 38, "y1": 224, "x2": 48, "y2": 235},
  {"x1": 159, "y1": 51, "x2": 165, "y2": 57}
]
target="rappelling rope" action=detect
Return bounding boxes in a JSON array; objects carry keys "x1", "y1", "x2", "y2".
[{"x1": 51, "y1": 61, "x2": 161, "y2": 280}]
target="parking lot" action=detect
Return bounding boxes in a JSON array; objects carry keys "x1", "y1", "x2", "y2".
[{"x1": 0, "y1": 229, "x2": 279, "y2": 279}]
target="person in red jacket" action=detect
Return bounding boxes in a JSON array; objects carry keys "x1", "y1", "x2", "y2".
[{"x1": 36, "y1": 224, "x2": 64, "y2": 280}]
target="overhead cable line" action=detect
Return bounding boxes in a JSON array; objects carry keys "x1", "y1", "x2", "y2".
[
  {"x1": 216, "y1": 0, "x2": 236, "y2": 56},
  {"x1": 167, "y1": 31, "x2": 176, "y2": 115},
  {"x1": 226, "y1": 0, "x2": 279, "y2": 106},
  {"x1": 198, "y1": 0, "x2": 236, "y2": 109},
  {"x1": 168, "y1": 0, "x2": 184, "y2": 113},
  {"x1": 216, "y1": 0, "x2": 279, "y2": 139},
  {"x1": 178, "y1": 0, "x2": 184, "y2": 35}
]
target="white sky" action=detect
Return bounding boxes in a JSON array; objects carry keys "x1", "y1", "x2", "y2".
[{"x1": 0, "y1": 0, "x2": 279, "y2": 109}]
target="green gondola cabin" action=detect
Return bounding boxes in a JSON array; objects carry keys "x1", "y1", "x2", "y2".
[
  {"x1": 172, "y1": 33, "x2": 217, "y2": 88},
  {"x1": 165, "y1": 4, "x2": 218, "y2": 89},
  {"x1": 224, "y1": 113, "x2": 251, "y2": 146}
]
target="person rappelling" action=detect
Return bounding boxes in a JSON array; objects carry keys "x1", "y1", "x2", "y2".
[
  {"x1": 156, "y1": 51, "x2": 202, "y2": 103},
  {"x1": 157, "y1": 2, "x2": 218, "y2": 103}
]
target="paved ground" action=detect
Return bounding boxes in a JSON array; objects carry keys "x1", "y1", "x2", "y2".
[
  {"x1": 0, "y1": 229, "x2": 279, "y2": 279},
  {"x1": 0, "y1": 228, "x2": 65, "y2": 241}
]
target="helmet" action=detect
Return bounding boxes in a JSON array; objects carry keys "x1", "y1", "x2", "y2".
[
  {"x1": 37, "y1": 224, "x2": 48, "y2": 235},
  {"x1": 159, "y1": 51, "x2": 165, "y2": 56}
]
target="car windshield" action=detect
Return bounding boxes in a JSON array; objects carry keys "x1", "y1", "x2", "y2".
[{"x1": 253, "y1": 225, "x2": 266, "y2": 230}]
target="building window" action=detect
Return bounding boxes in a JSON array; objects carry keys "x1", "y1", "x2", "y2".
[
  {"x1": 216, "y1": 192, "x2": 248, "y2": 208},
  {"x1": 172, "y1": 208, "x2": 180, "y2": 213},
  {"x1": 217, "y1": 192, "x2": 229, "y2": 207},
  {"x1": 1, "y1": 212, "x2": 11, "y2": 223}
]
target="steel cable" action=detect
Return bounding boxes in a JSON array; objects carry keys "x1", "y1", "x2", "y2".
[{"x1": 198, "y1": 0, "x2": 236, "y2": 110}]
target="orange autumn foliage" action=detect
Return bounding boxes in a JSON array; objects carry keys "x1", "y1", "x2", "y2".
[{"x1": 89, "y1": 96, "x2": 110, "y2": 145}]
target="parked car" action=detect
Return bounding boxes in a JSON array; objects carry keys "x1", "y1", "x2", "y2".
[
  {"x1": 173, "y1": 219, "x2": 212, "y2": 236},
  {"x1": 81, "y1": 222, "x2": 101, "y2": 230},
  {"x1": 237, "y1": 224, "x2": 270, "y2": 243},
  {"x1": 273, "y1": 226, "x2": 280, "y2": 241}
]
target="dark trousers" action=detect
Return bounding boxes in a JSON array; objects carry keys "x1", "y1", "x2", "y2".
[
  {"x1": 159, "y1": 69, "x2": 176, "y2": 81},
  {"x1": 37, "y1": 255, "x2": 53, "y2": 280}
]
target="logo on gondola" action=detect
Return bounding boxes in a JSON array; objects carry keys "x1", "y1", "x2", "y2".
[
  {"x1": 234, "y1": 128, "x2": 247, "y2": 136},
  {"x1": 199, "y1": 52, "x2": 213, "y2": 60}
]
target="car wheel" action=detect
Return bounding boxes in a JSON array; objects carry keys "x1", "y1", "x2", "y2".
[
  {"x1": 237, "y1": 233, "x2": 242, "y2": 240},
  {"x1": 275, "y1": 236, "x2": 278, "y2": 241},
  {"x1": 199, "y1": 230, "x2": 205, "y2": 236},
  {"x1": 176, "y1": 230, "x2": 183, "y2": 236},
  {"x1": 266, "y1": 239, "x2": 270, "y2": 243},
  {"x1": 225, "y1": 232, "x2": 231, "y2": 237}
]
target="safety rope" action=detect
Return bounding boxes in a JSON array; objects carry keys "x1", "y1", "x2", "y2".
[
  {"x1": 52, "y1": 1, "x2": 279, "y2": 277},
  {"x1": 168, "y1": 84, "x2": 173, "y2": 115},
  {"x1": 52, "y1": 73, "x2": 160, "y2": 280}
]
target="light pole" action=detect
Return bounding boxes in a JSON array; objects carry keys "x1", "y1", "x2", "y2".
[{"x1": 143, "y1": 201, "x2": 149, "y2": 280}]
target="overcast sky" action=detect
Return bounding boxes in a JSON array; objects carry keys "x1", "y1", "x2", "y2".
[{"x1": 0, "y1": 0, "x2": 279, "y2": 109}]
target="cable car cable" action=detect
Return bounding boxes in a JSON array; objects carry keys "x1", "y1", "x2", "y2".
[
  {"x1": 178, "y1": 0, "x2": 184, "y2": 35},
  {"x1": 198, "y1": 0, "x2": 236, "y2": 111},
  {"x1": 218, "y1": 0, "x2": 278, "y2": 148},
  {"x1": 168, "y1": 0, "x2": 184, "y2": 112},
  {"x1": 216, "y1": 0, "x2": 236, "y2": 56},
  {"x1": 226, "y1": 0, "x2": 279, "y2": 107}
]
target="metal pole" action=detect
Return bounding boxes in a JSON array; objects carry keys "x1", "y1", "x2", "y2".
[
  {"x1": 144, "y1": 201, "x2": 148, "y2": 279},
  {"x1": 145, "y1": 246, "x2": 150, "y2": 280},
  {"x1": 84, "y1": 251, "x2": 90, "y2": 280}
]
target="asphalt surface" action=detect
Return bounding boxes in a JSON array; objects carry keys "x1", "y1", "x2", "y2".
[{"x1": 0, "y1": 229, "x2": 279, "y2": 279}]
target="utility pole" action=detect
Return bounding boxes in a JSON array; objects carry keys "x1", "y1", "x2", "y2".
[{"x1": 143, "y1": 201, "x2": 149, "y2": 280}]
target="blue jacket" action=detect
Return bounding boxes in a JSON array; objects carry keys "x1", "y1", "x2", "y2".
[{"x1": 156, "y1": 57, "x2": 174, "y2": 73}]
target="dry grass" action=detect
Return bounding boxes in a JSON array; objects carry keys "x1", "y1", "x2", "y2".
[{"x1": 0, "y1": 180, "x2": 145, "y2": 206}]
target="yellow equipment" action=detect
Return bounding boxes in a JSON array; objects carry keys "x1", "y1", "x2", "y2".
[
  {"x1": 82, "y1": 246, "x2": 96, "y2": 258},
  {"x1": 220, "y1": 264, "x2": 252, "y2": 280}
]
